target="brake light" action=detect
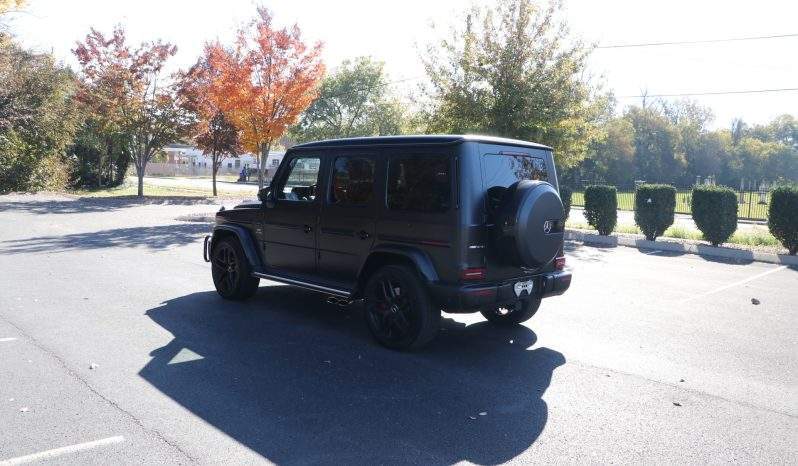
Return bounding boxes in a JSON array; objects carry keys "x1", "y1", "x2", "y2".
[
  {"x1": 461, "y1": 267, "x2": 487, "y2": 281},
  {"x1": 555, "y1": 256, "x2": 566, "y2": 270}
]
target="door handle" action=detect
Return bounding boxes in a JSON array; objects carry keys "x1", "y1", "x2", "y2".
[
  {"x1": 357, "y1": 230, "x2": 371, "y2": 240},
  {"x1": 303, "y1": 224, "x2": 313, "y2": 234}
]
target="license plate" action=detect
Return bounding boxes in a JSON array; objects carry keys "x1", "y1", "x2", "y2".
[{"x1": 514, "y1": 280, "x2": 534, "y2": 297}]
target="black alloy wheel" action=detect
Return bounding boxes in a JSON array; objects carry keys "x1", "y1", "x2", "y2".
[
  {"x1": 364, "y1": 265, "x2": 439, "y2": 350},
  {"x1": 211, "y1": 237, "x2": 259, "y2": 300}
]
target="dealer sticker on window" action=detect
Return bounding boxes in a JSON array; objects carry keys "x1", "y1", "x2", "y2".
[{"x1": 514, "y1": 280, "x2": 535, "y2": 297}]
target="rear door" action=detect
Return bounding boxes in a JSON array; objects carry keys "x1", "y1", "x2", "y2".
[
  {"x1": 317, "y1": 151, "x2": 380, "y2": 286},
  {"x1": 479, "y1": 143, "x2": 559, "y2": 280},
  {"x1": 376, "y1": 149, "x2": 459, "y2": 282}
]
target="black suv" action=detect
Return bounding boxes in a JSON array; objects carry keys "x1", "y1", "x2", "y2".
[{"x1": 204, "y1": 135, "x2": 571, "y2": 349}]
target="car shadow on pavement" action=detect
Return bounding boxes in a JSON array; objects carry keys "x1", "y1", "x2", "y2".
[
  {"x1": 0, "y1": 196, "x2": 217, "y2": 215},
  {"x1": 141, "y1": 287, "x2": 565, "y2": 465},
  {"x1": 0, "y1": 223, "x2": 209, "y2": 254}
]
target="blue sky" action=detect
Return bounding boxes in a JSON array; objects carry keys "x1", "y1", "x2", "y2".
[{"x1": 9, "y1": 0, "x2": 798, "y2": 129}]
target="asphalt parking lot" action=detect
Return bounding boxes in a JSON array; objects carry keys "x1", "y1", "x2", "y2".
[{"x1": 0, "y1": 194, "x2": 796, "y2": 465}]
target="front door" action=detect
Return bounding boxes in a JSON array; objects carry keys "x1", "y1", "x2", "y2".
[
  {"x1": 317, "y1": 152, "x2": 379, "y2": 287},
  {"x1": 262, "y1": 155, "x2": 323, "y2": 277}
]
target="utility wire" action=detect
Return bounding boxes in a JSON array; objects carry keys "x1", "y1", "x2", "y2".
[
  {"x1": 618, "y1": 87, "x2": 798, "y2": 98},
  {"x1": 597, "y1": 33, "x2": 798, "y2": 49}
]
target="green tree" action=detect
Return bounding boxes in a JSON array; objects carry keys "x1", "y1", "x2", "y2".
[
  {"x1": 421, "y1": 0, "x2": 608, "y2": 168},
  {"x1": 67, "y1": 119, "x2": 130, "y2": 188},
  {"x1": 291, "y1": 57, "x2": 405, "y2": 142},
  {"x1": 580, "y1": 117, "x2": 636, "y2": 187},
  {"x1": 0, "y1": 37, "x2": 78, "y2": 193},
  {"x1": 626, "y1": 105, "x2": 684, "y2": 183},
  {"x1": 752, "y1": 114, "x2": 797, "y2": 148}
]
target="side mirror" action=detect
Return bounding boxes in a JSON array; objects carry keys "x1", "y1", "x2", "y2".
[{"x1": 258, "y1": 186, "x2": 276, "y2": 208}]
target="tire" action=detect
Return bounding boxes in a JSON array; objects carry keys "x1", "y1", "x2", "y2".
[
  {"x1": 211, "y1": 237, "x2": 260, "y2": 301},
  {"x1": 363, "y1": 265, "x2": 440, "y2": 350},
  {"x1": 491, "y1": 180, "x2": 564, "y2": 268},
  {"x1": 480, "y1": 298, "x2": 541, "y2": 326}
]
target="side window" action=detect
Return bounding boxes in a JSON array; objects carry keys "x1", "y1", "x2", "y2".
[
  {"x1": 329, "y1": 156, "x2": 375, "y2": 206},
  {"x1": 277, "y1": 156, "x2": 321, "y2": 202},
  {"x1": 387, "y1": 155, "x2": 451, "y2": 213}
]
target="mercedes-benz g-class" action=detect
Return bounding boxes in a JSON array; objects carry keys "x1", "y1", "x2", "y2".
[{"x1": 204, "y1": 135, "x2": 571, "y2": 350}]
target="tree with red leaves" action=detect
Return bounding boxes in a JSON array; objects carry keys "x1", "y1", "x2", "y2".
[
  {"x1": 179, "y1": 43, "x2": 243, "y2": 196},
  {"x1": 73, "y1": 26, "x2": 192, "y2": 196},
  {"x1": 195, "y1": 111, "x2": 242, "y2": 196}
]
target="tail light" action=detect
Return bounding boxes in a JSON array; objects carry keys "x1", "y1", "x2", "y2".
[
  {"x1": 461, "y1": 267, "x2": 487, "y2": 281},
  {"x1": 554, "y1": 256, "x2": 566, "y2": 270}
]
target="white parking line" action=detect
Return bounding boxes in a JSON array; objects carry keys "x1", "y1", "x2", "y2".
[
  {"x1": 0, "y1": 436, "x2": 124, "y2": 465},
  {"x1": 680, "y1": 265, "x2": 788, "y2": 304},
  {"x1": 0, "y1": 337, "x2": 17, "y2": 342}
]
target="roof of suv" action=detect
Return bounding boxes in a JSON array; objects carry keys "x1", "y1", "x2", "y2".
[{"x1": 291, "y1": 135, "x2": 552, "y2": 151}]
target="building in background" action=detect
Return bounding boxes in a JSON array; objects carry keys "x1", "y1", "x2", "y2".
[{"x1": 146, "y1": 145, "x2": 285, "y2": 177}]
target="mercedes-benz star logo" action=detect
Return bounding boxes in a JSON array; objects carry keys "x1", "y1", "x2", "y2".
[{"x1": 543, "y1": 220, "x2": 553, "y2": 234}]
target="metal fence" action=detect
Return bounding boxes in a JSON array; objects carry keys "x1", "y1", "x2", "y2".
[{"x1": 568, "y1": 185, "x2": 771, "y2": 221}]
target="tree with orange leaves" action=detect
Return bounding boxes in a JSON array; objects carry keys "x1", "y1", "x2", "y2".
[{"x1": 212, "y1": 7, "x2": 324, "y2": 188}]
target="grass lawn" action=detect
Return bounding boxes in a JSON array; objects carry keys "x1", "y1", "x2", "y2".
[
  {"x1": 570, "y1": 190, "x2": 770, "y2": 221},
  {"x1": 70, "y1": 177, "x2": 252, "y2": 199},
  {"x1": 565, "y1": 220, "x2": 782, "y2": 249}
]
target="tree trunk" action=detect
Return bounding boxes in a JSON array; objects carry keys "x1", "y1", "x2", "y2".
[
  {"x1": 212, "y1": 155, "x2": 218, "y2": 197},
  {"x1": 135, "y1": 160, "x2": 145, "y2": 197}
]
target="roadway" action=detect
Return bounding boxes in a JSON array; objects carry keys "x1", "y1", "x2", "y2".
[{"x1": 0, "y1": 193, "x2": 795, "y2": 464}]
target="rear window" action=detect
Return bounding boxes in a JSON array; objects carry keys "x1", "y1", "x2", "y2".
[
  {"x1": 482, "y1": 153, "x2": 549, "y2": 213},
  {"x1": 387, "y1": 155, "x2": 451, "y2": 213},
  {"x1": 481, "y1": 153, "x2": 548, "y2": 190}
]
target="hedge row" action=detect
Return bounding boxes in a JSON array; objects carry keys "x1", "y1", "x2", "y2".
[
  {"x1": 768, "y1": 186, "x2": 798, "y2": 255},
  {"x1": 560, "y1": 186, "x2": 572, "y2": 221},
  {"x1": 634, "y1": 184, "x2": 676, "y2": 241},
  {"x1": 573, "y1": 183, "x2": 798, "y2": 255},
  {"x1": 691, "y1": 185, "x2": 738, "y2": 246},
  {"x1": 583, "y1": 185, "x2": 617, "y2": 235}
]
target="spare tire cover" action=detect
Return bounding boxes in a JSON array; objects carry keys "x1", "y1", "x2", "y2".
[{"x1": 491, "y1": 180, "x2": 564, "y2": 268}]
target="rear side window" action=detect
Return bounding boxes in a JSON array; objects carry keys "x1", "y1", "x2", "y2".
[
  {"x1": 482, "y1": 153, "x2": 548, "y2": 190},
  {"x1": 329, "y1": 156, "x2": 375, "y2": 206},
  {"x1": 387, "y1": 155, "x2": 451, "y2": 213}
]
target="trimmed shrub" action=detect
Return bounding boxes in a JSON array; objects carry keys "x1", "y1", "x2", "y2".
[
  {"x1": 634, "y1": 184, "x2": 676, "y2": 241},
  {"x1": 691, "y1": 185, "x2": 738, "y2": 246},
  {"x1": 559, "y1": 186, "x2": 572, "y2": 221},
  {"x1": 768, "y1": 186, "x2": 798, "y2": 255},
  {"x1": 584, "y1": 185, "x2": 617, "y2": 235}
]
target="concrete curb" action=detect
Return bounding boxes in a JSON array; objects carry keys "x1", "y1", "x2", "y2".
[{"x1": 565, "y1": 230, "x2": 798, "y2": 266}]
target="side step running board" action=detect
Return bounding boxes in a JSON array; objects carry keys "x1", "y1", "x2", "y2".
[{"x1": 252, "y1": 272, "x2": 352, "y2": 298}]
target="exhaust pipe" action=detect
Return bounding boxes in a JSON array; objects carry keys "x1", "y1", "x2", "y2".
[{"x1": 326, "y1": 296, "x2": 353, "y2": 307}]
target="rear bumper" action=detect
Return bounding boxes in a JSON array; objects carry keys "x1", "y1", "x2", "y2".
[{"x1": 429, "y1": 270, "x2": 572, "y2": 312}]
